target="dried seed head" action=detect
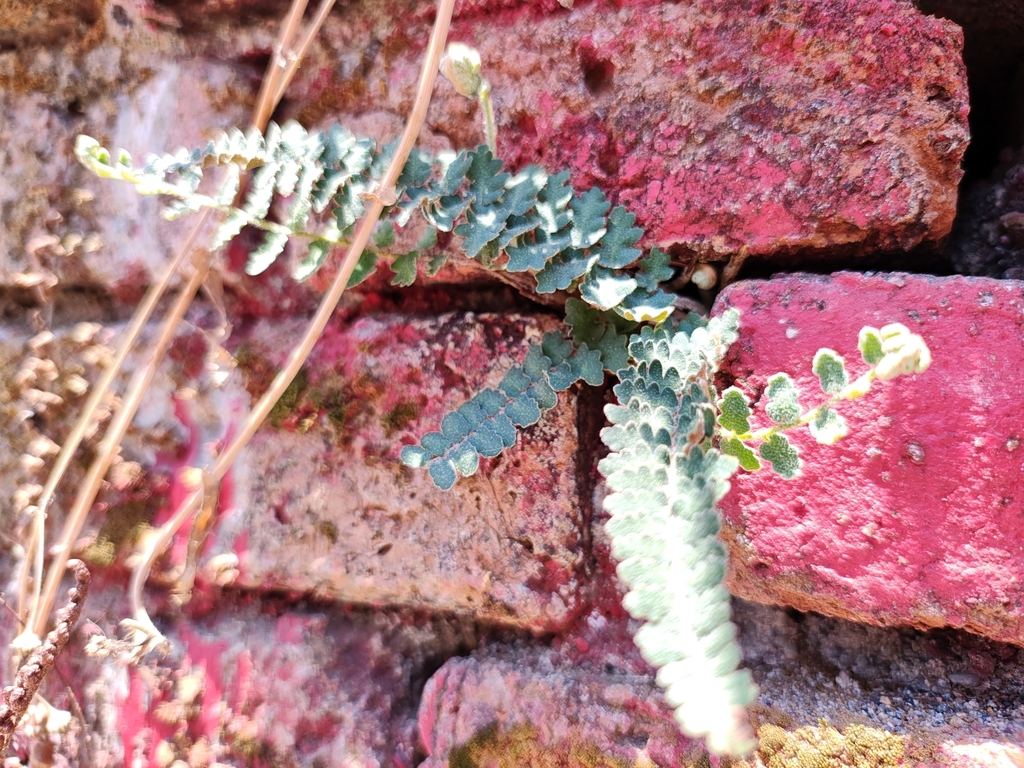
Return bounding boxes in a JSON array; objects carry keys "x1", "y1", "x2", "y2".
[
  {"x1": 64, "y1": 373, "x2": 90, "y2": 396},
  {"x1": 71, "y1": 322, "x2": 102, "y2": 344}
]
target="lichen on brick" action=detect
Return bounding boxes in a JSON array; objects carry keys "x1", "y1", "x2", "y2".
[
  {"x1": 448, "y1": 721, "x2": 640, "y2": 768},
  {"x1": 756, "y1": 719, "x2": 905, "y2": 768}
]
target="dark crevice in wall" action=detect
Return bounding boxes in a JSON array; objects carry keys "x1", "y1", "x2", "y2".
[
  {"x1": 728, "y1": 244, "x2": 957, "y2": 287},
  {"x1": 919, "y1": 0, "x2": 1024, "y2": 184},
  {"x1": 349, "y1": 281, "x2": 551, "y2": 319},
  {"x1": 916, "y1": 0, "x2": 1024, "y2": 281}
]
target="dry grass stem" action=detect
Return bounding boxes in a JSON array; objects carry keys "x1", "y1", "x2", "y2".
[
  {"x1": 23, "y1": 0, "x2": 312, "y2": 651},
  {"x1": 127, "y1": 0, "x2": 457, "y2": 642},
  {"x1": 272, "y1": 0, "x2": 338, "y2": 106},
  {"x1": 22, "y1": 216, "x2": 207, "y2": 635},
  {"x1": 252, "y1": 0, "x2": 309, "y2": 130},
  {"x1": 28, "y1": 251, "x2": 212, "y2": 641}
]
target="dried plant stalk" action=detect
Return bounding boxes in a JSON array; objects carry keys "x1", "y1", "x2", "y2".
[
  {"x1": 28, "y1": 252, "x2": 211, "y2": 641},
  {"x1": 0, "y1": 560, "x2": 90, "y2": 755},
  {"x1": 20, "y1": 219, "x2": 205, "y2": 630},
  {"x1": 23, "y1": 0, "x2": 318, "y2": 646},
  {"x1": 128, "y1": 0, "x2": 457, "y2": 640},
  {"x1": 272, "y1": 0, "x2": 338, "y2": 105}
]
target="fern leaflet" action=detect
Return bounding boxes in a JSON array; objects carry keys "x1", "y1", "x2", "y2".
[{"x1": 400, "y1": 332, "x2": 603, "y2": 488}]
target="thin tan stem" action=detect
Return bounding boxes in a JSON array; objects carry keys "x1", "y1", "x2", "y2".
[
  {"x1": 21, "y1": 217, "x2": 206, "y2": 633},
  {"x1": 273, "y1": 0, "x2": 338, "y2": 107},
  {"x1": 252, "y1": 0, "x2": 309, "y2": 131},
  {"x1": 479, "y1": 79, "x2": 497, "y2": 155},
  {"x1": 23, "y1": 0, "x2": 311, "y2": 642},
  {"x1": 29, "y1": 252, "x2": 211, "y2": 639},
  {"x1": 128, "y1": 0, "x2": 457, "y2": 637},
  {"x1": 371, "y1": 2, "x2": 455, "y2": 206}
]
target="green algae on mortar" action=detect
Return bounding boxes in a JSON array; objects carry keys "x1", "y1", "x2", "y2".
[
  {"x1": 448, "y1": 722, "x2": 641, "y2": 768},
  {"x1": 756, "y1": 720, "x2": 904, "y2": 768},
  {"x1": 382, "y1": 399, "x2": 421, "y2": 436}
]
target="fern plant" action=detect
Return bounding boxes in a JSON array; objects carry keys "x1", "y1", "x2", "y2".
[{"x1": 77, "y1": 121, "x2": 931, "y2": 756}]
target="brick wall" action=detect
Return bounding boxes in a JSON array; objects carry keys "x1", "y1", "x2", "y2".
[{"x1": 2, "y1": 0, "x2": 1024, "y2": 765}]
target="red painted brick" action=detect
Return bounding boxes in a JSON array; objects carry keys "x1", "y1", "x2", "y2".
[
  {"x1": 288, "y1": 0, "x2": 968, "y2": 266},
  {"x1": 714, "y1": 273, "x2": 1024, "y2": 644},
  {"x1": 113, "y1": 606, "x2": 419, "y2": 767},
  {"x1": 210, "y1": 312, "x2": 586, "y2": 632}
]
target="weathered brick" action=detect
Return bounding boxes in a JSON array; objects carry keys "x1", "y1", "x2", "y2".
[
  {"x1": 417, "y1": 647, "x2": 695, "y2": 766},
  {"x1": 111, "y1": 605, "x2": 421, "y2": 767},
  {"x1": 286, "y1": 0, "x2": 968, "y2": 266},
  {"x1": 714, "y1": 273, "x2": 1024, "y2": 645},
  {"x1": 210, "y1": 311, "x2": 587, "y2": 632},
  {"x1": 3, "y1": 0, "x2": 967, "y2": 313}
]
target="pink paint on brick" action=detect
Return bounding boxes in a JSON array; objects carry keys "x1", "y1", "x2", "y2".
[
  {"x1": 281, "y1": 0, "x2": 967, "y2": 272},
  {"x1": 214, "y1": 312, "x2": 586, "y2": 630},
  {"x1": 715, "y1": 273, "x2": 1024, "y2": 644}
]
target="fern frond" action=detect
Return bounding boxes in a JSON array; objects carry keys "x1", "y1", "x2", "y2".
[
  {"x1": 400, "y1": 332, "x2": 603, "y2": 489},
  {"x1": 75, "y1": 123, "x2": 378, "y2": 276},
  {"x1": 598, "y1": 308, "x2": 758, "y2": 757},
  {"x1": 77, "y1": 125, "x2": 679, "y2": 321}
]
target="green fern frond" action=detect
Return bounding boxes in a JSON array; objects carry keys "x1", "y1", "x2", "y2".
[
  {"x1": 598, "y1": 308, "x2": 758, "y2": 757},
  {"x1": 76, "y1": 124, "x2": 678, "y2": 319},
  {"x1": 400, "y1": 332, "x2": 603, "y2": 489},
  {"x1": 76, "y1": 123, "x2": 378, "y2": 276},
  {"x1": 77, "y1": 104, "x2": 934, "y2": 763},
  {"x1": 563, "y1": 298, "x2": 636, "y2": 374}
]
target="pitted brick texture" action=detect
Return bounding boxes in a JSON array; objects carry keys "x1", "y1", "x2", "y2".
[
  {"x1": 715, "y1": 273, "x2": 1024, "y2": 645},
  {"x1": 285, "y1": 0, "x2": 968, "y2": 265},
  {"x1": 212, "y1": 312, "x2": 586, "y2": 631}
]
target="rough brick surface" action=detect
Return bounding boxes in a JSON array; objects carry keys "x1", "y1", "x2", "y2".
[
  {"x1": 1, "y1": 0, "x2": 968, "y2": 311},
  {"x1": 416, "y1": 596, "x2": 1024, "y2": 767},
  {"x1": 285, "y1": 0, "x2": 969, "y2": 265},
  {"x1": 714, "y1": 273, "x2": 1024, "y2": 645},
  {"x1": 209, "y1": 311, "x2": 587, "y2": 631},
  {"x1": 0, "y1": 2, "x2": 252, "y2": 297},
  {"x1": 106, "y1": 604, "x2": 422, "y2": 767}
]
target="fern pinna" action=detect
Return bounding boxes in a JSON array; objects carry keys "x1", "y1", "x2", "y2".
[{"x1": 77, "y1": 121, "x2": 930, "y2": 757}]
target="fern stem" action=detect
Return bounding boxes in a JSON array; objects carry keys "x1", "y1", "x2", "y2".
[
  {"x1": 21, "y1": 218, "x2": 207, "y2": 639},
  {"x1": 1, "y1": 561, "x2": 89, "y2": 755},
  {"x1": 479, "y1": 79, "x2": 497, "y2": 155},
  {"x1": 127, "y1": 0, "x2": 457, "y2": 641},
  {"x1": 741, "y1": 369, "x2": 878, "y2": 444}
]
